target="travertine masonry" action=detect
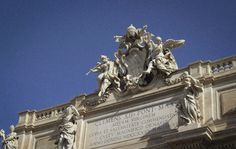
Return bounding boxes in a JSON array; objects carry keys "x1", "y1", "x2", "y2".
[{"x1": 14, "y1": 55, "x2": 236, "y2": 149}]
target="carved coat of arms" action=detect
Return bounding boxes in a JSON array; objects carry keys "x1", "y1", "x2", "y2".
[{"x1": 87, "y1": 25, "x2": 185, "y2": 103}]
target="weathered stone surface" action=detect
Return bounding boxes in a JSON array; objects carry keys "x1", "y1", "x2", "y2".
[
  {"x1": 220, "y1": 88, "x2": 236, "y2": 116},
  {"x1": 10, "y1": 38, "x2": 236, "y2": 149},
  {"x1": 35, "y1": 137, "x2": 57, "y2": 149},
  {"x1": 87, "y1": 25, "x2": 185, "y2": 102},
  {"x1": 86, "y1": 101, "x2": 178, "y2": 148}
]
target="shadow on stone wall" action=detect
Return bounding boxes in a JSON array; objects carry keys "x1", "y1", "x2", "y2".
[
  {"x1": 137, "y1": 106, "x2": 236, "y2": 149},
  {"x1": 138, "y1": 120, "x2": 177, "y2": 148},
  {"x1": 34, "y1": 134, "x2": 57, "y2": 149}
]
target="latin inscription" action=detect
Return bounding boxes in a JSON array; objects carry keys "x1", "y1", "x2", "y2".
[{"x1": 86, "y1": 103, "x2": 178, "y2": 148}]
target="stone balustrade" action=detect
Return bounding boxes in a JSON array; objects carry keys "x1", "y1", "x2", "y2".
[
  {"x1": 211, "y1": 61, "x2": 233, "y2": 73},
  {"x1": 35, "y1": 104, "x2": 68, "y2": 121},
  {"x1": 14, "y1": 55, "x2": 236, "y2": 149},
  {"x1": 211, "y1": 56, "x2": 235, "y2": 74},
  {"x1": 16, "y1": 103, "x2": 70, "y2": 130},
  {"x1": 16, "y1": 56, "x2": 236, "y2": 130}
]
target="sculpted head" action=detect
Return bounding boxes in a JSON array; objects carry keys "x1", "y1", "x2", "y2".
[
  {"x1": 184, "y1": 77, "x2": 192, "y2": 87},
  {"x1": 64, "y1": 106, "x2": 73, "y2": 116},
  {"x1": 181, "y1": 71, "x2": 192, "y2": 87},
  {"x1": 0, "y1": 129, "x2": 5, "y2": 136},
  {"x1": 182, "y1": 71, "x2": 189, "y2": 76},
  {"x1": 9, "y1": 125, "x2": 15, "y2": 132},
  {"x1": 156, "y1": 36, "x2": 162, "y2": 44},
  {"x1": 127, "y1": 24, "x2": 137, "y2": 37},
  {"x1": 100, "y1": 55, "x2": 109, "y2": 62}
]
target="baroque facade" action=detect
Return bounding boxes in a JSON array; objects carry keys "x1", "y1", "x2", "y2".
[{"x1": 3, "y1": 25, "x2": 236, "y2": 149}]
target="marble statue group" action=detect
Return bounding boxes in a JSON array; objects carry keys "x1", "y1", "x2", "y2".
[
  {"x1": 88, "y1": 24, "x2": 185, "y2": 101},
  {"x1": 0, "y1": 24, "x2": 205, "y2": 149},
  {"x1": 87, "y1": 24, "x2": 203, "y2": 125}
]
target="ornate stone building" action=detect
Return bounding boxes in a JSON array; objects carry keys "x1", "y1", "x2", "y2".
[{"x1": 6, "y1": 25, "x2": 236, "y2": 149}]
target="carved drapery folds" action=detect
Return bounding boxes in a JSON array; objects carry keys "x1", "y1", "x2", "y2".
[
  {"x1": 0, "y1": 125, "x2": 18, "y2": 149},
  {"x1": 87, "y1": 24, "x2": 185, "y2": 103},
  {"x1": 55, "y1": 105, "x2": 80, "y2": 149},
  {"x1": 179, "y1": 72, "x2": 203, "y2": 124}
]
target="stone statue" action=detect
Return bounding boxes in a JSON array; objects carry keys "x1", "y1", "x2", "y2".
[
  {"x1": 0, "y1": 125, "x2": 18, "y2": 149},
  {"x1": 114, "y1": 24, "x2": 153, "y2": 52},
  {"x1": 144, "y1": 37, "x2": 185, "y2": 76},
  {"x1": 114, "y1": 25, "x2": 156, "y2": 87},
  {"x1": 179, "y1": 72, "x2": 203, "y2": 124},
  {"x1": 114, "y1": 49, "x2": 128, "y2": 77},
  {"x1": 56, "y1": 105, "x2": 80, "y2": 149},
  {"x1": 87, "y1": 55, "x2": 121, "y2": 99},
  {"x1": 86, "y1": 25, "x2": 185, "y2": 103}
]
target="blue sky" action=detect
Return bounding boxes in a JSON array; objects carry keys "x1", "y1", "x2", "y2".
[{"x1": 0, "y1": 0, "x2": 236, "y2": 133}]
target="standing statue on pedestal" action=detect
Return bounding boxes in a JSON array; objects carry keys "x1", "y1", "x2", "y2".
[
  {"x1": 179, "y1": 72, "x2": 203, "y2": 124},
  {"x1": 0, "y1": 125, "x2": 18, "y2": 149},
  {"x1": 87, "y1": 55, "x2": 121, "y2": 101},
  {"x1": 56, "y1": 105, "x2": 80, "y2": 149}
]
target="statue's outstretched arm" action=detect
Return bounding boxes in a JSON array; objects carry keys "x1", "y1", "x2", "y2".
[
  {"x1": 114, "y1": 35, "x2": 124, "y2": 43},
  {"x1": 4, "y1": 134, "x2": 16, "y2": 141},
  {"x1": 70, "y1": 105, "x2": 80, "y2": 117},
  {"x1": 86, "y1": 62, "x2": 102, "y2": 75},
  {"x1": 0, "y1": 129, "x2": 6, "y2": 140}
]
